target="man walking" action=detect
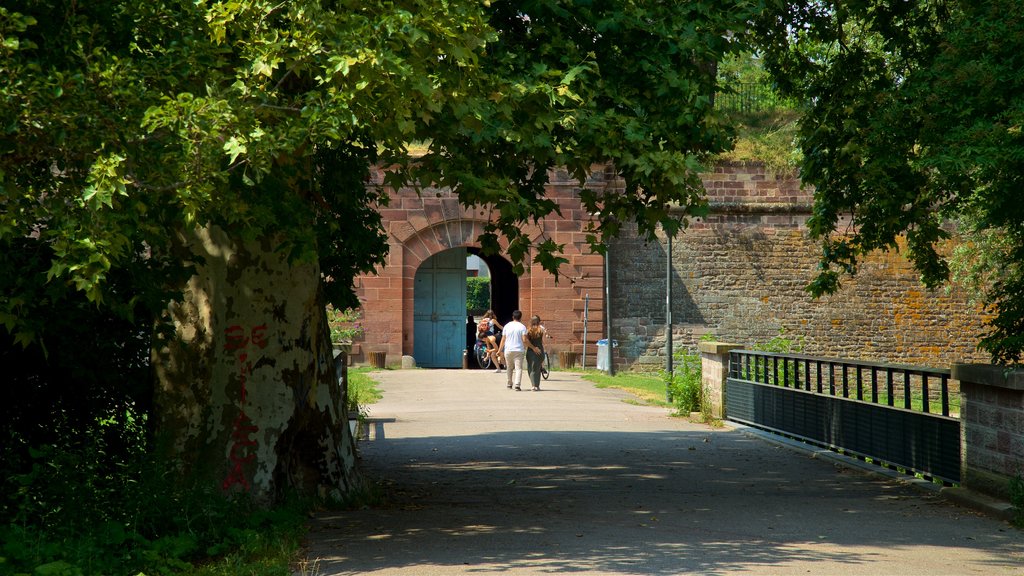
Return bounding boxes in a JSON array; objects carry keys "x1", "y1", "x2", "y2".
[{"x1": 496, "y1": 310, "x2": 528, "y2": 391}]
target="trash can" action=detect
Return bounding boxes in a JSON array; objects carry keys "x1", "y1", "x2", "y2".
[{"x1": 596, "y1": 339, "x2": 617, "y2": 371}]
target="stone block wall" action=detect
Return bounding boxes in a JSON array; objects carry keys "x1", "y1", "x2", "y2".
[
  {"x1": 952, "y1": 364, "x2": 1024, "y2": 500},
  {"x1": 611, "y1": 162, "x2": 990, "y2": 370},
  {"x1": 353, "y1": 164, "x2": 618, "y2": 365}
]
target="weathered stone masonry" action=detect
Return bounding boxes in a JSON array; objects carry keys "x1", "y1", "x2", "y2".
[
  {"x1": 611, "y1": 162, "x2": 990, "y2": 369},
  {"x1": 355, "y1": 161, "x2": 990, "y2": 370},
  {"x1": 952, "y1": 364, "x2": 1024, "y2": 502}
]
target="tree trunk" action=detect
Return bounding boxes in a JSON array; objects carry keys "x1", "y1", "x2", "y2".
[{"x1": 152, "y1": 225, "x2": 358, "y2": 503}]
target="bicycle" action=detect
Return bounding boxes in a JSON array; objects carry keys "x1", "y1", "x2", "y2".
[
  {"x1": 541, "y1": 351, "x2": 550, "y2": 380},
  {"x1": 474, "y1": 339, "x2": 493, "y2": 369}
]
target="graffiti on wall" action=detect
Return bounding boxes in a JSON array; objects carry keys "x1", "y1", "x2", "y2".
[{"x1": 221, "y1": 323, "x2": 268, "y2": 492}]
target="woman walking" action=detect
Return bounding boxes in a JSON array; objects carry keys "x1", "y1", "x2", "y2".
[{"x1": 525, "y1": 315, "x2": 547, "y2": 391}]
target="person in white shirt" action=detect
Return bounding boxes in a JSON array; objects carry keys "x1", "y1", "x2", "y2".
[{"x1": 496, "y1": 310, "x2": 528, "y2": 391}]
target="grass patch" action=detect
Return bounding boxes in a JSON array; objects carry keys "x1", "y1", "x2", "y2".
[
  {"x1": 348, "y1": 366, "x2": 383, "y2": 412},
  {"x1": 580, "y1": 371, "x2": 672, "y2": 408},
  {"x1": 716, "y1": 108, "x2": 802, "y2": 176}
]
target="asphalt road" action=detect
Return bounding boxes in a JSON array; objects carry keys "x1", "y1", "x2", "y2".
[{"x1": 302, "y1": 368, "x2": 1023, "y2": 576}]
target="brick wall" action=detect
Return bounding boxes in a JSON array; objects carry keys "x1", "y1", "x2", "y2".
[{"x1": 353, "y1": 164, "x2": 617, "y2": 365}]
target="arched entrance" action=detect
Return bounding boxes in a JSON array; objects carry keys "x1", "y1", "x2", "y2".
[
  {"x1": 413, "y1": 249, "x2": 468, "y2": 368},
  {"x1": 353, "y1": 172, "x2": 608, "y2": 367}
]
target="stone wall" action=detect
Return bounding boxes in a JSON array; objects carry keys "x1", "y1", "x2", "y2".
[
  {"x1": 357, "y1": 160, "x2": 990, "y2": 371},
  {"x1": 610, "y1": 162, "x2": 991, "y2": 370},
  {"x1": 953, "y1": 364, "x2": 1024, "y2": 501}
]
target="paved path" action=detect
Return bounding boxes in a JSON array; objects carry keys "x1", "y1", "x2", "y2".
[{"x1": 303, "y1": 369, "x2": 1023, "y2": 575}]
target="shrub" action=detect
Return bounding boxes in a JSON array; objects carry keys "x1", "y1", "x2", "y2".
[{"x1": 662, "y1": 349, "x2": 703, "y2": 415}]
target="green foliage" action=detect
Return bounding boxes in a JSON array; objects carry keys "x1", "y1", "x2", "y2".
[
  {"x1": 347, "y1": 367, "x2": 382, "y2": 416},
  {"x1": 719, "y1": 110, "x2": 803, "y2": 175},
  {"x1": 748, "y1": 328, "x2": 805, "y2": 387},
  {"x1": 326, "y1": 306, "x2": 363, "y2": 344},
  {"x1": 466, "y1": 277, "x2": 491, "y2": 314},
  {"x1": 1, "y1": 436, "x2": 310, "y2": 575},
  {"x1": 751, "y1": 327, "x2": 805, "y2": 354},
  {"x1": 715, "y1": 52, "x2": 803, "y2": 174},
  {"x1": 1, "y1": 0, "x2": 761, "y2": 349},
  {"x1": 754, "y1": 0, "x2": 1024, "y2": 363},
  {"x1": 662, "y1": 349, "x2": 704, "y2": 415}
]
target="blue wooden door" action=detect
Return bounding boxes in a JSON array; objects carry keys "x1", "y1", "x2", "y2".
[{"x1": 413, "y1": 249, "x2": 467, "y2": 367}]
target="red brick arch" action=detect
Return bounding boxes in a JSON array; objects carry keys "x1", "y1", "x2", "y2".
[{"x1": 353, "y1": 168, "x2": 613, "y2": 366}]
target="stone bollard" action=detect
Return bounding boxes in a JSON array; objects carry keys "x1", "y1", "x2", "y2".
[{"x1": 698, "y1": 341, "x2": 743, "y2": 419}]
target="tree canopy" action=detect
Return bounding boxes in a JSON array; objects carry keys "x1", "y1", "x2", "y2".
[
  {"x1": 1, "y1": 0, "x2": 756, "y2": 350},
  {"x1": 755, "y1": 0, "x2": 1024, "y2": 363}
]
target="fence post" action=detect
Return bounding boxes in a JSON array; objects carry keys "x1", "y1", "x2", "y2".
[
  {"x1": 699, "y1": 341, "x2": 743, "y2": 419},
  {"x1": 951, "y1": 363, "x2": 1024, "y2": 502}
]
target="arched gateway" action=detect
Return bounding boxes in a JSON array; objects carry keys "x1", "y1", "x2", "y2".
[{"x1": 350, "y1": 165, "x2": 616, "y2": 368}]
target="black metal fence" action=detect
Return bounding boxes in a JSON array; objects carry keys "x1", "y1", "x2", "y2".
[
  {"x1": 732, "y1": 351, "x2": 957, "y2": 416},
  {"x1": 726, "y1": 350, "x2": 961, "y2": 484}
]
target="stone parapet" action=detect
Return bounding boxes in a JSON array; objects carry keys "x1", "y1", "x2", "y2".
[
  {"x1": 698, "y1": 341, "x2": 743, "y2": 419},
  {"x1": 952, "y1": 363, "x2": 1024, "y2": 501}
]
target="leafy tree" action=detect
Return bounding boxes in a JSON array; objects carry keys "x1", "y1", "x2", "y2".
[
  {"x1": 466, "y1": 276, "x2": 491, "y2": 314},
  {"x1": 2, "y1": 0, "x2": 759, "y2": 501},
  {"x1": 754, "y1": 0, "x2": 1024, "y2": 363}
]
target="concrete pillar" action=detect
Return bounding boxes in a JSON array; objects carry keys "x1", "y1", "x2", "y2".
[
  {"x1": 698, "y1": 341, "x2": 743, "y2": 419},
  {"x1": 951, "y1": 363, "x2": 1024, "y2": 501}
]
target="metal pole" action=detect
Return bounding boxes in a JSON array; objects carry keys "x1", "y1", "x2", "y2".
[
  {"x1": 666, "y1": 232, "x2": 673, "y2": 402},
  {"x1": 605, "y1": 243, "x2": 614, "y2": 376},
  {"x1": 582, "y1": 293, "x2": 589, "y2": 370}
]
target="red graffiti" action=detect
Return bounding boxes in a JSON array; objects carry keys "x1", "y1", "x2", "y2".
[
  {"x1": 221, "y1": 324, "x2": 267, "y2": 492},
  {"x1": 221, "y1": 410, "x2": 258, "y2": 491},
  {"x1": 224, "y1": 323, "x2": 268, "y2": 351}
]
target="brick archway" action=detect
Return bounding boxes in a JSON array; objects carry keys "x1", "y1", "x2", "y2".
[{"x1": 352, "y1": 169, "x2": 614, "y2": 367}]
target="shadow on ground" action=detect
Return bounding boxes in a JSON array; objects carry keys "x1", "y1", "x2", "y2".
[{"x1": 306, "y1": 426, "x2": 1022, "y2": 575}]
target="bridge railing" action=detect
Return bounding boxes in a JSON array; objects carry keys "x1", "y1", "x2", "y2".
[
  {"x1": 724, "y1": 349, "x2": 961, "y2": 484},
  {"x1": 729, "y1": 350, "x2": 957, "y2": 417}
]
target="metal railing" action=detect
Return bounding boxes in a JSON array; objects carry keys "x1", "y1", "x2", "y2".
[
  {"x1": 725, "y1": 350, "x2": 961, "y2": 483},
  {"x1": 730, "y1": 350, "x2": 956, "y2": 417}
]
